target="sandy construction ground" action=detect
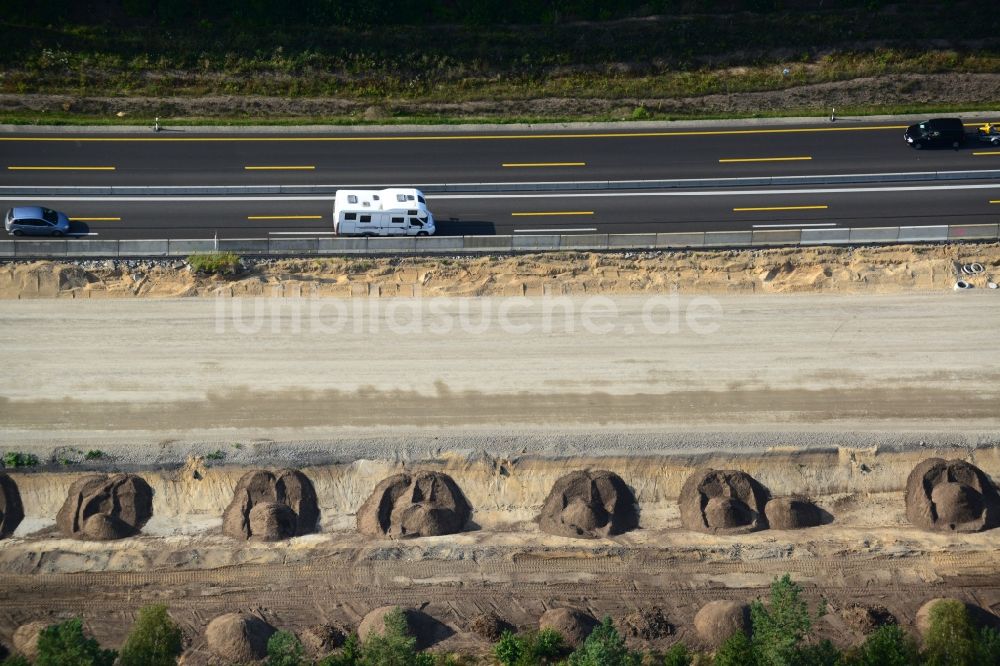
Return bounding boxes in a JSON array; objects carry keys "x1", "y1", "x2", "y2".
[
  {"x1": 1, "y1": 250, "x2": 999, "y2": 658},
  {"x1": 0, "y1": 292, "x2": 998, "y2": 455}
]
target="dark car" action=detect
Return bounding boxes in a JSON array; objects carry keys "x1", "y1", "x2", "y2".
[
  {"x1": 4, "y1": 206, "x2": 71, "y2": 237},
  {"x1": 904, "y1": 118, "x2": 966, "y2": 149}
]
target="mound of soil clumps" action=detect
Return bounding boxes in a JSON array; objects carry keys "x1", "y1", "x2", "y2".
[
  {"x1": 357, "y1": 471, "x2": 471, "y2": 539},
  {"x1": 694, "y1": 600, "x2": 751, "y2": 648},
  {"x1": 841, "y1": 604, "x2": 896, "y2": 634},
  {"x1": 299, "y1": 624, "x2": 346, "y2": 658},
  {"x1": 56, "y1": 473, "x2": 153, "y2": 540},
  {"x1": 469, "y1": 612, "x2": 514, "y2": 642},
  {"x1": 537, "y1": 470, "x2": 638, "y2": 539},
  {"x1": 222, "y1": 469, "x2": 319, "y2": 541},
  {"x1": 13, "y1": 621, "x2": 49, "y2": 661},
  {"x1": 905, "y1": 459, "x2": 999, "y2": 532},
  {"x1": 205, "y1": 612, "x2": 276, "y2": 663},
  {"x1": 765, "y1": 496, "x2": 823, "y2": 529},
  {"x1": 617, "y1": 607, "x2": 673, "y2": 640},
  {"x1": 539, "y1": 608, "x2": 598, "y2": 647},
  {"x1": 0, "y1": 473, "x2": 24, "y2": 538},
  {"x1": 680, "y1": 469, "x2": 768, "y2": 534}
]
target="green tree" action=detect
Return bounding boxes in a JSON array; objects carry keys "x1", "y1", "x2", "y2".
[
  {"x1": 792, "y1": 640, "x2": 841, "y2": 666},
  {"x1": 750, "y1": 575, "x2": 814, "y2": 666},
  {"x1": 978, "y1": 626, "x2": 1000, "y2": 664},
  {"x1": 494, "y1": 628, "x2": 565, "y2": 666},
  {"x1": 36, "y1": 619, "x2": 116, "y2": 666},
  {"x1": 922, "y1": 600, "x2": 977, "y2": 666},
  {"x1": 119, "y1": 604, "x2": 183, "y2": 666},
  {"x1": 714, "y1": 630, "x2": 755, "y2": 666},
  {"x1": 844, "y1": 624, "x2": 918, "y2": 666},
  {"x1": 360, "y1": 607, "x2": 433, "y2": 666},
  {"x1": 267, "y1": 630, "x2": 306, "y2": 666},
  {"x1": 1, "y1": 656, "x2": 32, "y2": 666},
  {"x1": 567, "y1": 616, "x2": 640, "y2": 666},
  {"x1": 662, "y1": 642, "x2": 694, "y2": 666},
  {"x1": 921, "y1": 599, "x2": 1000, "y2": 666},
  {"x1": 318, "y1": 633, "x2": 361, "y2": 666}
]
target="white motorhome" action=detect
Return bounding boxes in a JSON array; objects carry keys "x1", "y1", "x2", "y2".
[{"x1": 333, "y1": 188, "x2": 436, "y2": 236}]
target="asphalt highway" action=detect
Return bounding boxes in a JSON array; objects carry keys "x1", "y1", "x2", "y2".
[{"x1": 2, "y1": 120, "x2": 999, "y2": 238}]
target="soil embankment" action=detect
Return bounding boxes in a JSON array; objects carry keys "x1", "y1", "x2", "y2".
[{"x1": 1, "y1": 243, "x2": 998, "y2": 299}]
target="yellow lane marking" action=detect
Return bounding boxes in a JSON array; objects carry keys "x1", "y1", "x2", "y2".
[
  {"x1": 244, "y1": 165, "x2": 316, "y2": 170},
  {"x1": 0, "y1": 126, "x2": 909, "y2": 142},
  {"x1": 733, "y1": 205, "x2": 828, "y2": 212},
  {"x1": 511, "y1": 211, "x2": 594, "y2": 217},
  {"x1": 719, "y1": 156, "x2": 812, "y2": 163},
  {"x1": 7, "y1": 166, "x2": 116, "y2": 170},
  {"x1": 69, "y1": 217, "x2": 121, "y2": 221},
  {"x1": 502, "y1": 162, "x2": 586, "y2": 167},
  {"x1": 973, "y1": 151, "x2": 1000, "y2": 156},
  {"x1": 246, "y1": 215, "x2": 324, "y2": 220}
]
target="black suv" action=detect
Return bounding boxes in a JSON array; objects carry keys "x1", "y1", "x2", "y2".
[{"x1": 904, "y1": 118, "x2": 966, "y2": 149}]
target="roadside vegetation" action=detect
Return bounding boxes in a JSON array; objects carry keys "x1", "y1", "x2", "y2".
[
  {"x1": 3, "y1": 1, "x2": 999, "y2": 124},
  {"x1": 186, "y1": 252, "x2": 242, "y2": 276},
  {"x1": 4, "y1": 579, "x2": 1000, "y2": 665}
]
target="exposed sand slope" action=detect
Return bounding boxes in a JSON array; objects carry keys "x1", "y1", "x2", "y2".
[{"x1": 1, "y1": 243, "x2": 997, "y2": 299}]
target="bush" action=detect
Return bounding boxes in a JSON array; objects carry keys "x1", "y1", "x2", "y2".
[
  {"x1": 187, "y1": 252, "x2": 241, "y2": 275},
  {"x1": 360, "y1": 607, "x2": 433, "y2": 666},
  {"x1": 118, "y1": 604, "x2": 183, "y2": 666},
  {"x1": 1, "y1": 656, "x2": 32, "y2": 666},
  {"x1": 267, "y1": 630, "x2": 305, "y2": 666},
  {"x1": 662, "y1": 642, "x2": 694, "y2": 666},
  {"x1": 317, "y1": 634, "x2": 360, "y2": 666},
  {"x1": 714, "y1": 630, "x2": 754, "y2": 666},
  {"x1": 845, "y1": 624, "x2": 918, "y2": 666},
  {"x1": 36, "y1": 618, "x2": 116, "y2": 666},
  {"x1": 567, "y1": 616, "x2": 640, "y2": 666},
  {"x1": 494, "y1": 628, "x2": 565, "y2": 666},
  {"x1": 2, "y1": 451, "x2": 39, "y2": 468},
  {"x1": 921, "y1": 599, "x2": 1000, "y2": 666}
]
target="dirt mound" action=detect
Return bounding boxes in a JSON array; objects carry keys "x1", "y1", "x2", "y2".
[
  {"x1": 915, "y1": 598, "x2": 966, "y2": 637},
  {"x1": 841, "y1": 604, "x2": 896, "y2": 634},
  {"x1": 0, "y1": 473, "x2": 24, "y2": 538},
  {"x1": 205, "y1": 612, "x2": 276, "y2": 663},
  {"x1": 679, "y1": 469, "x2": 768, "y2": 534},
  {"x1": 469, "y1": 612, "x2": 513, "y2": 642},
  {"x1": 617, "y1": 607, "x2": 673, "y2": 640},
  {"x1": 357, "y1": 471, "x2": 471, "y2": 539},
  {"x1": 905, "y1": 459, "x2": 999, "y2": 532},
  {"x1": 299, "y1": 624, "x2": 346, "y2": 658},
  {"x1": 358, "y1": 606, "x2": 437, "y2": 649},
  {"x1": 694, "y1": 600, "x2": 751, "y2": 648},
  {"x1": 537, "y1": 470, "x2": 638, "y2": 539},
  {"x1": 222, "y1": 469, "x2": 319, "y2": 541},
  {"x1": 13, "y1": 621, "x2": 49, "y2": 661},
  {"x1": 538, "y1": 608, "x2": 598, "y2": 647},
  {"x1": 56, "y1": 473, "x2": 153, "y2": 540},
  {"x1": 765, "y1": 496, "x2": 823, "y2": 530}
]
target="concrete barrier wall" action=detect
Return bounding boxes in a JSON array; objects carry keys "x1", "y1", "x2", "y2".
[
  {"x1": 656, "y1": 232, "x2": 705, "y2": 248},
  {"x1": 949, "y1": 224, "x2": 1000, "y2": 241},
  {"x1": 2, "y1": 224, "x2": 996, "y2": 259},
  {"x1": 801, "y1": 228, "x2": 851, "y2": 245}
]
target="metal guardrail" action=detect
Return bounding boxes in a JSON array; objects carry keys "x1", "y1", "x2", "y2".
[{"x1": 0, "y1": 224, "x2": 996, "y2": 259}]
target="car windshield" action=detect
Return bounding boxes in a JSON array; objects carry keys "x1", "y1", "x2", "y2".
[{"x1": 41, "y1": 208, "x2": 58, "y2": 223}]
